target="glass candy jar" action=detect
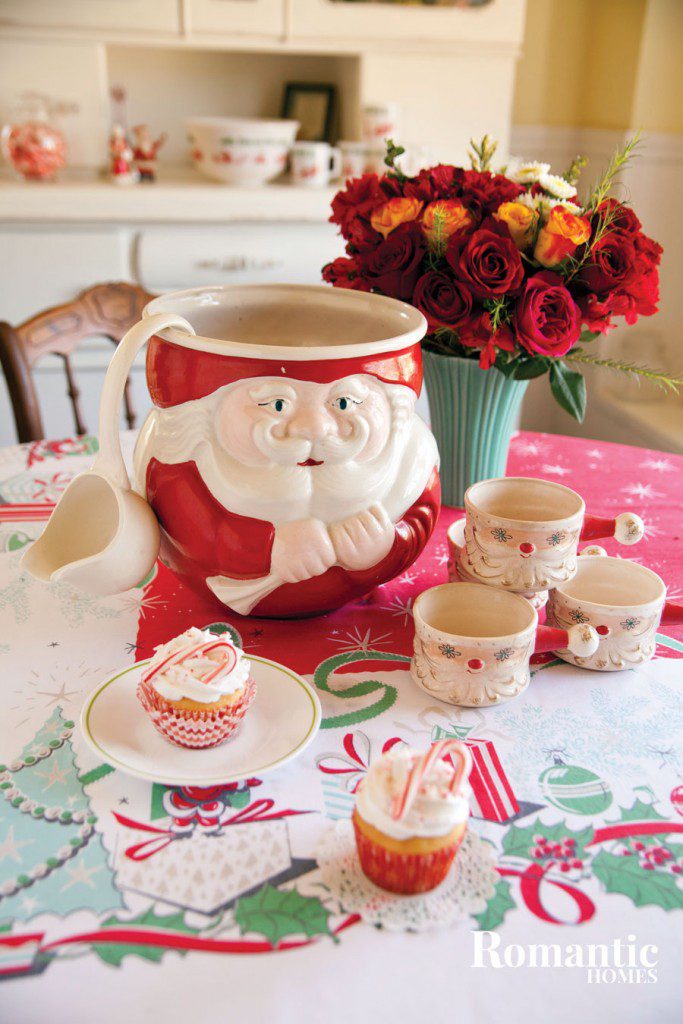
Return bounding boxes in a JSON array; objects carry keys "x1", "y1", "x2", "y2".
[{"x1": 1, "y1": 93, "x2": 71, "y2": 181}]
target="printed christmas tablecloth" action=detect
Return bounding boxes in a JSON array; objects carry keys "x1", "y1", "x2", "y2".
[{"x1": 0, "y1": 430, "x2": 682, "y2": 1024}]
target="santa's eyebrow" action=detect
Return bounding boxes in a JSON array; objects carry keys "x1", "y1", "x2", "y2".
[
  {"x1": 249, "y1": 383, "x2": 297, "y2": 401},
  {"x1": 329, "y1": 380, "x2": 369, "y2": 399}
]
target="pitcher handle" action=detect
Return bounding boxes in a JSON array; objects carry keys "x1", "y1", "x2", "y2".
[
  {"x1": 94, "y1": 311, "x2": 195, "y2": 490},
  {"x1": 581, "y1": 512, "x2": 645, "y2": 545},
  {"x1": 534, "y1": 623, "x2": 599, "y2": 658}
]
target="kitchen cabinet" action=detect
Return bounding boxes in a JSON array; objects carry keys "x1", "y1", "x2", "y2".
[
  {"x1": 0, "y1": 1, "x2": 180, "y2": 35},
  {"x1": 187, "y1": 0, "x2": 284, "y2": 37}
]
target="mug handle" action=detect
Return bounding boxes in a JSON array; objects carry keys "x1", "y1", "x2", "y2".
[
  {"x1": 535, "y1": 623, "x2": 599, "y2": 658},
  {"x1": 581, "y1": 512, "x2": 645, "y2": 545},
  {"x1": 660, "y1": 601, "x2": 683, "y2": 626},
  {"x1": 329, "y1": 147, "x2": 342, "y2": 182},
  {"x1": 95, "y1": 311, "x2": 195, "y2": 491}
]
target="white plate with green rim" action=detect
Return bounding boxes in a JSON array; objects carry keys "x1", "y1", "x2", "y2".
[{"x1": 80, "y1": 655, "x2": 321, "y2": 786}]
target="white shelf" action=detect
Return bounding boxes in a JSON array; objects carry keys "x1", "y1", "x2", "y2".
[{"x1": 0, "y1": 166, "x2": 338, "y2": 224}]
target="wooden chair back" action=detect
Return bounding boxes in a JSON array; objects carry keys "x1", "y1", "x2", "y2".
[{"x1": 0, "y1": 282, "x2": 154, "y2": 443}]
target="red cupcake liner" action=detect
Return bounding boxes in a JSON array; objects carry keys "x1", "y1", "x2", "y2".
[
  {"x1": 353, "y1": 813, "x2": 465, "y2": 894},
  {"x1": 137, "y1": 676, "x2": 256, "y2": 749}
]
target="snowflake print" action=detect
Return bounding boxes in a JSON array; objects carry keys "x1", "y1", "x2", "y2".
[
  {"x1": 495, "y1": 647, "x2": 513, "y2": 662},
  {"x1": 570, "y1": 608, "x2": 590, "y2": 624},
  {"x1": 620, "y1": 616, "x2": 640, "y2": 631},
  {"x1": 541, "y1": 464, "x2": 570, "y2": 477},
  {"x1": 640, "y1": 457, "x2": 673, "y2": 473},
  {"x1": 384, "y1": 595, "x2": 414, "y2": 623},
  {"x1": 491, "y1": 527, "x2": 512, "y2": 543},
  {"x1": 546, "y1": 531, "x2": 566, "y2": 547},
  {"x1": 438, "y1": 643, "x2": 460, "y2": 659},
  {"x1": 622, "y1": 482, "x2": 663, "y2": 501},
  {"x1": 329, "y1": 626, "x2": 392, "y2": 652}
]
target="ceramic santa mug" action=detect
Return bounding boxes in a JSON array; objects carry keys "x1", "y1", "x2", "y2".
[
  {"x1": 446, "y1": 517, "x2": 548, "y2": 610},
  {"x1": 411, "y1": 582, "x2": 599, "y2": 708},
  {"x1": 23, "y1": 284, "x2": 440, "y2": 618},
  {"x1": 546, "y1": 555, "x2": 683, "y2": 671},
  {"x1": 459, "y1": 477, "x2": 645, "y2": 597},
  {"x1": 290, "y1": 142, "x2": 342, "y2": 186}
]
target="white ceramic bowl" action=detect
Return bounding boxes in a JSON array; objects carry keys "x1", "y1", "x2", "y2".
[{"x1": 186, "y1": 116, "x2": 299, "y2": 186}]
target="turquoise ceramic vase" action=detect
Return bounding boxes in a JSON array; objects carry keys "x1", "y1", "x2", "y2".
[{"x1": 422, "y1": 351, "x2": 529, "y2": 508}]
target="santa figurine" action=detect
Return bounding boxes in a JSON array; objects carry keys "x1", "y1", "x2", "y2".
[
  {"x1": 131, "y1": 123, "x2": 167, "y2": 182},
  {"x1": 133, "y1": 352, "x2": 440, "y2": 618},
  {"x1": 109, "y1": 123, "x2": 138, "y2": 184}
]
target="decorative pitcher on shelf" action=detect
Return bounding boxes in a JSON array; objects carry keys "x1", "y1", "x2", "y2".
[{"x1": 22, "y1": 284, "x2": 440, "y2": 618}]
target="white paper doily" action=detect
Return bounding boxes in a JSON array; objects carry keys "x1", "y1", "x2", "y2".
[{"x1": 317, "y1": 820, "x2": 498, "y2": 931}]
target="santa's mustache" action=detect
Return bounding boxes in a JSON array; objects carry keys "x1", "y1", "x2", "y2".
[{"x1": 253, "y1": 416, "x2": 370, "y2": 466}]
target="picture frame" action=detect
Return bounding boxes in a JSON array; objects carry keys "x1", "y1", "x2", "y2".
[{"x1": 281, "y1": 82, "x2": 338, "y2": 144}]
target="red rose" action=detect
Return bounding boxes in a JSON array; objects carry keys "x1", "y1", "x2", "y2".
[
  {"x1": 405, "y1": 164, "x2": 464, "y2": 203},
  {"x1": 460, "y1": 170, "x2": 522, "y2": 215},
  {"x1": 330, "y1": 174, "x2": 384, "y2": 234},
  {"x1": 322, "y1": 256, "x2": 370, "y2": 291},
  {"x1": 579, "y1": 231, "x2": 637, "y2": 295},
  {"x1": 347, "y1": 217, "x2": 381, "y2": 253},
  {"x1": 515, "y1": 271, "x2": 581, "y2": 357},
  {"x1": 576, "y1": 293, "x2": 616, "y2": 335},
  {"x1": 634, "y1": 231, "x2": 662, "y2": 271},
  {"x1": 594, "y1": 199, "x2": 641, "y2": 235},
  {"x1": 448, "y1": 219, "x2": 524, "y2": 299},
  {"x1": 359, "y1": 224, "x2": 425, "y2": 300},
  {"x1": 413, "y1": 270, "x2": 473, "y2": 332}
]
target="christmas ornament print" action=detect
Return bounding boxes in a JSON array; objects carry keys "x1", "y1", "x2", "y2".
[{"x1": 539, "y1": 760, "x2": 612, "y2": 816}]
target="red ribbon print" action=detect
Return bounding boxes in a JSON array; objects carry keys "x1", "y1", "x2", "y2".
[{"x1": 112, "y1": 799, "x2": 310, "y2": 861}]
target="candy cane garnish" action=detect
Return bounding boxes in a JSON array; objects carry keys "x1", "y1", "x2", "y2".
[
  {"x1": 391, "y1": 740, "x2": 471, "y2": 821},
  {"x1": 143, "y1": 638, "x2": 237, "y2": 683}
]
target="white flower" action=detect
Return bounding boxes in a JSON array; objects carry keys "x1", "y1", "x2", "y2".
[
  {"x1": 517, "y1": 191, "x2": 542, "y2": 210},
  {"x1": 538, "y1": 173, "x2": 578, "y2": 200},
  {"x1": 506, "y1": 158, "x2": 550, "y2": 184},
  {"x1": 537, "y1": 196, "x2": 584, "y2": 216}
]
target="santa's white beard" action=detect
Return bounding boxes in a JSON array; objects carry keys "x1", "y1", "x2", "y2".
[{"x1": 133, "y1": 384, "x2": 438, "y2": 527}]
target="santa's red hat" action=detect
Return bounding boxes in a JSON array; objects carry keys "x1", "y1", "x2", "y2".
[{"x1": 146, "y1": 336, "x2": 423, "y2": 408}]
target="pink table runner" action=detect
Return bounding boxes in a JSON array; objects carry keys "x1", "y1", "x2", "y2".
[{"x1": 1, "y1": 430, "x2": 681, "y2": 1024}]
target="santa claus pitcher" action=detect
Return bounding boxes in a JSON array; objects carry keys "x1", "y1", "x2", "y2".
[{"x1": 23, "y1": 285, "x2": 440, "y2": 618}]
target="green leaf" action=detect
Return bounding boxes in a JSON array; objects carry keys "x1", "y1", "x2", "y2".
[
  {"x1": 474, "y1": 877, "x2": 516, "y2": 931},
  {"x1": 91, "y1": 907, "x2": 201, "y2": 968},
  {"x1": 550, "y1": 361, "x2": 587, "y2": 422},
  {"x1": 578, "y1": 329, "x2": 600, "y2": 345},
  {"x1": 234, "y1": 884, "x2": 333, "y2": 947},
  {"x1": 508, "y1": 357, "x2": 549, "y2": 381},
  {"x1": 592, "y1": 849, "x2": 683, "y2": 911},
  {"x1": 502, "y1": 819, "x2": 595, "y2": 863},
  {"x1": 614, "y1": 798, "x2": 667, "y2": 824}
]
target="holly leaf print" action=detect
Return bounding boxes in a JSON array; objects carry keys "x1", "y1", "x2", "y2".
[
  {"x1": 592, "y1": 850, "x2": 683, "y2": 911},
  {"x1": 502, "y1": 819, "x2": 594, "y2": 863},
  {"x1": 473, "y1": 877, "x2": 516, "y2": 931},
  {"x1": 234, "y1": 884, "x2": 333, "y2": 946},
  {"x1": 612, "y1": 798, "x2": 668, "y2": 823},
  {"x1": 91, "y1": 907, "x2": 202, "y2": 967}
]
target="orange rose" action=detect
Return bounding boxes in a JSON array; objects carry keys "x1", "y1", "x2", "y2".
[
  {"x1": 421, "y1": 199, "x2": 474, "y2": 242},
  {"x1": 370, "y1": 196, "x2": 423, "y2": 239},
  {"x1": 534, "y1": 205, "x2": 591, "y2": 268},
  {"x1": 495, "y1": 201, "x2": 538, "y2": 251}
]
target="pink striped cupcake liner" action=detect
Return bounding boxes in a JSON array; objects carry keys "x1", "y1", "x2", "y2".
[{"x1": 137, "y1": 676, "x2": 256, "y2": 749}]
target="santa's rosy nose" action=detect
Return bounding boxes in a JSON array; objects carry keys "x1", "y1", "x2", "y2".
[
  {"x1": 288, "y1": 405, "x2": 336, "y2": 440},
  {"x1": 467, "y1": 658, "x2": 485, "y2": 673},
  {"x1": 596, "y1": 625, "x2": 610, "y2": 636},
  {"x1": 519, "y1": 542, "x2": 535, "y2": 557}
]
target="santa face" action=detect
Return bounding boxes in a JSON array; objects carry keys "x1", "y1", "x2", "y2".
[{"x1": 215, "y1": 375, "x2": 392, "y2": 469}]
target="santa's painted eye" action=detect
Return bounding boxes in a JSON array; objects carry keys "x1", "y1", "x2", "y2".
[
  {"x1": 332, "y1": 396, "x2": 360, "y2": 411},
  {"x1": 258, "y1": 398, "x2": 287, "y2": 414}
]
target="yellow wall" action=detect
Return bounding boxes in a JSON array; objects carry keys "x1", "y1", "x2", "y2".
[
  {"x1": 513, "y1": 0, "x2": 682, "y2": 132},
  {"x1": 632, "y1": 0, "x2": 683, "y2": 132}
]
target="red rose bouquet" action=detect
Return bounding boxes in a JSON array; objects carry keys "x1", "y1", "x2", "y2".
[{"x1": 324, "y1": 136, "x2": 678, "y2": 421}]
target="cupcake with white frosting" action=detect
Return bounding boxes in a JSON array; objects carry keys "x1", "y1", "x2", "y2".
[
  {"x1": 352, "y1": 739, "x2": 472, "y2": 894},
  {"x1": 137, "y1": 627, "x2": 255, "y2": 748}
]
